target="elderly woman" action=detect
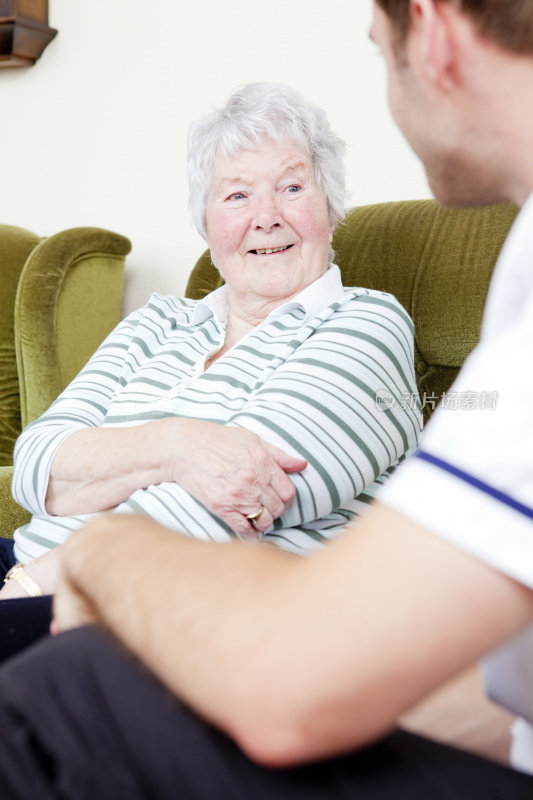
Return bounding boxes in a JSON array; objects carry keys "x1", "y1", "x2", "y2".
[{"x1": 1, "y1": 83, "x2": 421, "y2": 639}]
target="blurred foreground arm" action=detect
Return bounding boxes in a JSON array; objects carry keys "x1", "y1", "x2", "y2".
[{"x1": 54, "y1": 504, "x2": 533, "y2": 767}]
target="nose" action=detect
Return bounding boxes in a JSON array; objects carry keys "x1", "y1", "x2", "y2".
[{"x1": 252, "y1": 194, "x2": 283, "y2": 232}]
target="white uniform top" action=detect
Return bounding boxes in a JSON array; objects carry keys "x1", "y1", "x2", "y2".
[{"x1": 379, "y1": 194, "x2": 533, "y2": 773}]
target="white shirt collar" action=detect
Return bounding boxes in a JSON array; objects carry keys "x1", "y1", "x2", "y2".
[
  {"x1": 191, "y1": 283, "x2": 230, "y2": 327},
  {"x1": 191, "y1": 264, "x2": 345, "y2": 327}
]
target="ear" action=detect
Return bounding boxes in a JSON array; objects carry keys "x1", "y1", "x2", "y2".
[{"x1": 409, "y1": 0, "x2": 458, "y2": 90}]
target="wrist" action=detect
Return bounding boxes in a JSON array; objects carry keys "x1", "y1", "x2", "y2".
[
  {"x1": 153, "y1": 416, "x2": 192, "y2": 481},
  {"x1": 4, "y1": 563, "x2": 44, "y2": 597}
]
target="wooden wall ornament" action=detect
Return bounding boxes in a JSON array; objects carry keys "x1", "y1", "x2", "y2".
[{"x1": 0, "y1": 0, "x2": 57, "y2": 68}]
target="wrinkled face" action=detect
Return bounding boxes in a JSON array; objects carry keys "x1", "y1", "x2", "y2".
[{"x1": 204, "y1": 138, "x2": 334, "y2": 309}]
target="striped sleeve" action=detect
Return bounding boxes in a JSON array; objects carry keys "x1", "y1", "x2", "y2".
[{"x1": 11, "y1": 305, "x2": 148, "y2": 515}]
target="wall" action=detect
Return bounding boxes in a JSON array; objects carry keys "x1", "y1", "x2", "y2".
[{"x1": 2, "y1": 0, "x2": 431, "y2": 314}]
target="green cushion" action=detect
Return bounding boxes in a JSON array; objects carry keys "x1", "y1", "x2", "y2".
[{"x1": 186, "y1": 199, "x2": 518, "y2": 420}]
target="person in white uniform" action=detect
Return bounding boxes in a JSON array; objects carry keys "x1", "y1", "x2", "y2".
[{"x1": 0, "y1": 1, "x2": 532, "y2": 798}]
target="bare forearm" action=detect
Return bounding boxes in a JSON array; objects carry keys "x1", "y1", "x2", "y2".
[
  {"x1": 56, "y1": 512, "x2": 419, "y2": 765},
  {"x1": 58, "y1": 515, "x2": 305, "y2": 756},
  {"x1": 57, "y1": 506, "x2": 533, "y2": 768},
  {"x1": 45, "y1": 421, "x2": 180, "y2": 515}
]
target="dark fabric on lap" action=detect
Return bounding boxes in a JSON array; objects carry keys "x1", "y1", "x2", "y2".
[
  {"x1": 0, "y1": 626, "x2": 531, "y2": 800},
  {"x1": 0, "y1": 595, "x2": 52, "y2": 663},
  {"x1": 0, "y1": 536, "x2": 16, "y2": 578},
  {"x1": 0, "y1": 535, "x2": 52, "y2": 663}
]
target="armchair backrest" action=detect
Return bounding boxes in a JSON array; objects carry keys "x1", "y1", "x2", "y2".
[{"x1": 185, "y1": 199, "x2": 518, "y2": 420}]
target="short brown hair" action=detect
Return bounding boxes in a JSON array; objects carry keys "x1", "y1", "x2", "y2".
[{"x1": 375, "y1": 0, "x2": 533, "y2": 55}]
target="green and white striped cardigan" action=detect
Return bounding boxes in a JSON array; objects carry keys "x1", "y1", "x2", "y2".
[{"x1": 12, "y1": 266, "x2": 422, "y2": 560}]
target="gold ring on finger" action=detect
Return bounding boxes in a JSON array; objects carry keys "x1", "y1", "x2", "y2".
[{"x1": 245, "y1": 505, "x2": 265, "y2": 524}]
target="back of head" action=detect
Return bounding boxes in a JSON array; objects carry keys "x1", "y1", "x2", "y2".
[
  {"x1": 376, "y1": 0, "x2": 533, "y2": 55},
  {"x1": 187, "y1": 82, "x2": 346, "y2": 238}
]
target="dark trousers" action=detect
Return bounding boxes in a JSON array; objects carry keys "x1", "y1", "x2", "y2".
[
  {"x1": 0, "y1": 537, "x2": 53, "y2": 662},
  {"x1": 0, "y1": 627, "x2": 531, "y2": 800}
]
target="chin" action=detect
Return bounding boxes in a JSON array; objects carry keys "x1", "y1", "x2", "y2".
[
  {"x1": 429, "y1": 176, "x2": 509, "y2": 210},
  {"x1": 425, "y1": 153, "x2": 512, "y2": 209}
]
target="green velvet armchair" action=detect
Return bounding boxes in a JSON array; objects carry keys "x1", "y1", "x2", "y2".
[{"x1": 0, "y1": 225, "x2": 131, "y2": 539}]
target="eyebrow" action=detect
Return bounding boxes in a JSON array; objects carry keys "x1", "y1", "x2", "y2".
[
  {"x1": 215, "y1": 176, "x2": 247, "y2": 190},
  {"x1": 215, "y1": 162, "x2": 309, "y2": 190}
]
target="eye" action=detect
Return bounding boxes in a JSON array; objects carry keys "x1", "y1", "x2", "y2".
[
  {"x1": 226, "y1": 191, "x2": 246, "y2": 201},
  {"x1": 286, "y1": 184, "x2": 302, "y2": 193}
]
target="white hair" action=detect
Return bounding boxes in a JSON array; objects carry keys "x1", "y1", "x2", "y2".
[{"x1": 187, "y1": 83, "x2": 347, "y2": 239}]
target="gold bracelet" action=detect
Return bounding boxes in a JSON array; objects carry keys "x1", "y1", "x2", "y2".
[{"x1": 4, "y1": 563, "x2": 44, "y2": 597}]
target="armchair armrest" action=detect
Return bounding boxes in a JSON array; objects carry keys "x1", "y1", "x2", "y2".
[
  {"x1": 15, "y1": 227, "x2": 131, "y2": 427},
  {"x1": 0, "y1": 466, "x2": 30, "y2": 540}
]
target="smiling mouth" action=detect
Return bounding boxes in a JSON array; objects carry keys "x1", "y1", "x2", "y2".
[{"x1": 249, "y1": 245, "x2": 293, "y2": 255}]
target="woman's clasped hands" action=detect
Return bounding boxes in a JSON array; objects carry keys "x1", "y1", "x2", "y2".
[{"x1": 166, "y1": 419, "x2": 307, "y2": 538}]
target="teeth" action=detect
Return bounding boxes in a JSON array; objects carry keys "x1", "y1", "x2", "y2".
[{"x1": 254, "y1": 246, "x2": 288, "y2": 255}]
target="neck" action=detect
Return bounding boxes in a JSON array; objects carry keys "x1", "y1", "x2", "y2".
[
  {"x1": 224, "y1": 285, "x2": 305, "y2": 333},
  {"x1": 224, "y1": 315, "x2": 257, "y2": 350},
  {"x1": 203, "y1": 314, "x2": 258, "y2": 371},
  {"x1": 463, "y1": 43, "x2": 533, "y2": 207}
]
